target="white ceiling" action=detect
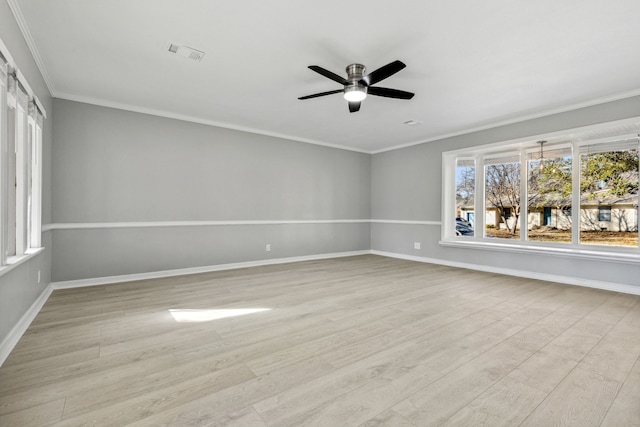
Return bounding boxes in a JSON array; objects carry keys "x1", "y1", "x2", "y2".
[{"x1": 11, "y1": 0, "x2": 640, "y2": 153}]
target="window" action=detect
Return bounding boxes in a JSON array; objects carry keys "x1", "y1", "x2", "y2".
[
  {"x1": 0, "y1": 40, "x2": 45, "y2": 269},
  {"x1": 28, "y1": 102, "x2": 43, "y2": 249},
  {"x1": 580, "y1": 139, "x2": 638, "y2": 247},
  {"x1": 527, "y1": 144, "x2": 573, "y2": 243},
  {"x1": 484, "y1": 154, "x2": 521, "y2": 239},
  {"x1": 443, "y1": 119, "x2": 640, "y2": 255},
  {"x1": 456, "y1": 158, "x2": 475, "y2": 233},
  {"x1": 598, "y1": 206, "x2": 612, "y2": 222}
]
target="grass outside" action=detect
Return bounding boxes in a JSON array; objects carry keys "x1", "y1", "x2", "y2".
[{"x1": 486, "y1": 227, "x2": 639, "y2": 246}]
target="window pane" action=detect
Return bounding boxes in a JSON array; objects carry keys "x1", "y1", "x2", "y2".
[
  {"x1": 485, "y1": 160, "x2": 521, "y2": 239},
  {"x1": 580, "y1": 142, "x2": 639, "y2": 247},
  {"x1": 6, "y1": 104, "x2": 16, "y2": 257},
  {"x1": 527, "y1": 146, "x2": 573, "y2": 243},
  {"x1": 456, "y1": 159, "x2": 475, "y2": 237}
]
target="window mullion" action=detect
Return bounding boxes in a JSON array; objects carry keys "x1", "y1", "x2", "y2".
[
  {"x1": 14, "y1": 84, "x2": 29, "y2": 256},
  {"x1": 637, "y1": 135, "x2": 640, "y2": 249},
  {"x1": 571, "y1": 140, "x2": 581, "y2": 246},
  {"x1": 0, "y1": 59, "x2": 6, "y2": 265},
  {"x1": 520, "y1": 148, "x2": 528, "y2": 241},
  {"x1": 476, "y1": 154, "x2": 485, "y2": 238}
]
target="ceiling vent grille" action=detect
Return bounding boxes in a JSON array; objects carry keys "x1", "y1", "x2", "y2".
[{"x1": 167, "y1": 43, "x2": 205, "y2": 62}]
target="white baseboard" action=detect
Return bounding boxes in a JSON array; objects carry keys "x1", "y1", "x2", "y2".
[
  {"x1": 52, "y1": 250, "x2": 371, "y2": 290},
  {"x1": 0, "y1": 283, "x2": 54, "y2": 367},
  {"x1": 371, "y1": 250, "x2": 640, "y2": 296}
]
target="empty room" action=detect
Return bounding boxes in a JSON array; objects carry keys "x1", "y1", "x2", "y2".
[{"x1": 1, "y1": 1, "x2": 640, "y2": 426}]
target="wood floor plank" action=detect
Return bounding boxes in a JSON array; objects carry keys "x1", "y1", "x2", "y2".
[
  {"x1": 440, "y1": 376, "x2": 547, "y2": 426},
  {"x1": 0, "y1": 254, "x2": 637, "y2": 426},
  {"x1": 579, "y1": 321, "x2": 640, "y2": 383},
  {"x1": 0, "y1": 398, "x2": 65, "y2": 427},
  {"x1": 55, "y1": 363, "x2": 257, "y2": 426},
  {"x1": 520, "y1": 367, "x2": 621, "y2": 427},
  {"x1": 600, "y1": 356, "x2": 640, "y2": 427},
  {"x1": 392, "y1": 341, "x2": 534, "y2": 425},
  {"x1": 126, "y1": 356, "x2": 335, "y2": 426},
  {"x1": 359, "y1": 409, "x2": 415, "y2": 427}
]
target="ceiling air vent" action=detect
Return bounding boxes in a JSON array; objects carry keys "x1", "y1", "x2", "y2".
[{"x1": 167, "y1": 43, "x2": 205, "y2": 62}]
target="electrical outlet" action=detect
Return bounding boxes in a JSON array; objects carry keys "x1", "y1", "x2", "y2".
[
  {"x1": 266, "y1": 244, "x2": 271, "y2": 252},
  {"x1": 414, "y1": 242, "x2": 421, "y2": 250}
]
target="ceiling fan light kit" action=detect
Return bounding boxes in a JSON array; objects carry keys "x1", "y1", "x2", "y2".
[
  {"x1": 344, "y1": 85, "x2": 367, "y2": 102},
  {"x1": 299, "y1": 60, "x2": 414, "y2": 113}
]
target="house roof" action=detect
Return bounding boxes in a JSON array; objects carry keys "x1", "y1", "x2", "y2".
[{"x1": 8, "y1": 0, "x2": 640, "y2": 153}]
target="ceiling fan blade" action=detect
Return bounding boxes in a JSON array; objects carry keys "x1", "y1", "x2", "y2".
[
  {"x1": 348, "y1": 101, "x2": 361, "y2": 113},
  {"x1": 308, "y1": 65, "x2": 349, "y2": 85},
  {"x1": 360, "y1": 60, "x2": 406, "y2": 86},
  {"x1": 298, "y1": 89, "x2": 344, "y2": 100},
  {"x1": 367, "y1": 86, "x2": 414, "y2": 100}
]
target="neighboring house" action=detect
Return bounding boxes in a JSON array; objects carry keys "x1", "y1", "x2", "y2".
[
  {"x1": 577, "y1": 193, "x2": 638, "y2": 232},
  {"x1": 457, "y1": 192, "x2": 639, "y2": 232}
]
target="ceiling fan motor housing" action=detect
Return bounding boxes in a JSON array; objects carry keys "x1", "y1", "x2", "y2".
[
  {"x1": 346, "y1": 63, "x2": 366, "y2": 81},
  {"x1": 345, "y1": 63, "x2": 367, "y2": 96}
]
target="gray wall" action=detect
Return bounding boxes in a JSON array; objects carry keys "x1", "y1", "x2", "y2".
[
  {"x1": 0, "y1": 2, "x2": 53, "y2": 343},
  {"x1": 52, "y1": 99, "x2": 371, "y2": 281},
  {"x1": 372, "y1": 95, "x2": 640, "y2": 289}
]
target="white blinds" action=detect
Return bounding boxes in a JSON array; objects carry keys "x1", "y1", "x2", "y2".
[
  {"x1": 580, "y1": 137, "x2": 639, "y2": 155},
  {"x1": 484, "y1": 153, "x2": 520, "y2": 165},
  {"x1": 526, "y1": 146, "x2": 572, "y2": 161},
  {"x1": 456, "y1": 159, "x2": 475, "y2": 168}
]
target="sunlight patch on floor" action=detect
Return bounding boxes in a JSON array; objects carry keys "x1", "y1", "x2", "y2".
[{"x1": 169, "y1": 308, "x2": 272, "y2": 322}]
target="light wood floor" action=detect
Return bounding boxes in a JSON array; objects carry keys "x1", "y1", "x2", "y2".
[{"x1": 1, "y1": 255, "x2": 639, "y2": 426}]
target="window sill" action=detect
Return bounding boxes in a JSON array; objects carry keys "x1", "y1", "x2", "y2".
[
  {"x1": 439, "y1": 239, "x2": 640, "y2": 265},
  {"x1": 0, "y1": 247, "x2": 45, "y2": 278}
]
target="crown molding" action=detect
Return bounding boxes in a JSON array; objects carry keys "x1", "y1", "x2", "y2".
[
  {"x1": 55, "y1": 93, "x2": 371, "y2": 154},
  {"x1": 6, "y1": 0, "x2": 56, "y2": 96},
  {"x1": 372, "y1": 89, "x2": 640, "y2": 154}
]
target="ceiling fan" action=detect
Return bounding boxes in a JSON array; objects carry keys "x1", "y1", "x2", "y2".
[{"x1": 298, "y1": 60, "x2": 414, "y2": 113}]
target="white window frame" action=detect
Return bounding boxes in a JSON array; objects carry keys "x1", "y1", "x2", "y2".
[
  {"x1": 0, "y1": 55, "x2": 7, "y2": 264},
  {"x1": 442, "y1": 117, "x2": 640, "y2": 264},
  {"x1": 0, "y1": 38, "x2": 45, "y2": 276},
  {"x1": 28, "y1": 104, "x2": 42, "y2": 249},
  {"x1": 13, "y1": 80, "x2": 29, "y2": 258}
]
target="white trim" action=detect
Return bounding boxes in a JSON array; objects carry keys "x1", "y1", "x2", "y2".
[
  {"x1": 44, "y1": 219, "x2": 440, "y2": 230},
  {"x1": 0, "y1": 282, "x2": 53, "y2": 367},
  {"x1": 441, "y1": 117, "x2": 640, "y2": 157},
  {"x1": 370, "y1": 219, "x2": 441, "y2": 226},
  {"x1": 55, "y1": 93, "x2": 370, "y2": 154},
  {"x1": 439, "y1": 240, "x2": 640, "y2": 265},
  {"x1": 0, "y1": 247, "x2": 44, "y2": 278},
  {"x1": 372, "y1": 90, "x2": 640, "y2": 154},
  {"x1": 371, "y1": 250, "x2": 640, "y2": 296},
  {"x1": 44, "y1": 219, "x2": 371, "y2": 230},
  {"x1": 51, "y1": 250, "x2": 370, "y2": 289},
  {"x1": 58, "y1": 89, "x2": 640, "y2": 157},
  {"x1": 6, "y1": 0, "x2": 56, "y2": 97}
]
